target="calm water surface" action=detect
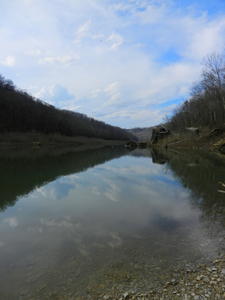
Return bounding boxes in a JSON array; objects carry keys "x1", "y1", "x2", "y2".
[{"x1": 0, "y1": 147, "x2": 224, "y2": 299}]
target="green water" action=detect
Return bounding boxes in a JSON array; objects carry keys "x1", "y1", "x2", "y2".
[{"x1": 0, "y1": 147, "x2": 224, "y2": 299}]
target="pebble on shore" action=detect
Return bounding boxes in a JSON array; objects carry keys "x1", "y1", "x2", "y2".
[{"x1": 99, "y1": 256, "x2": 225, "y2": 300}]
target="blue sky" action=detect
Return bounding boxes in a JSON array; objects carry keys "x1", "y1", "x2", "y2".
[{"x1": 1, "y1": 0, "x2": 225, "y2": 128}]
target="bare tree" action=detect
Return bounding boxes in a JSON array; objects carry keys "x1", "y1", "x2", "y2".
[{"x1": 167, "y1": 52, "x2": 225, "y2": 131}]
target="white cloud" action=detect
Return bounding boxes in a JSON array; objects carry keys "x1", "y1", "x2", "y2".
[
  {"x1": 136, "y1": 2, "x2": 168, "y2": 24},
  {"x1": 74, "y1": 20, "x2": 92, "y2": 44},
  {"x1": 104, "y1": 81, "x2": 121, "y2": 103},
  {"x1": 0, "y1": 55, "x2": 15, "y2": 67},
  {"x1": 38, "y1": 55, "x2": 79, "y2": 65},
  {"x1": 107, "y1": 33, "x2": 124, "y2": 50},
  {"x1": 1, "y1": 0, "x2": 225, "y2": 127},
  {"x1": 185, "y1": 18, "x2": 225, "y2": 60},
  {"x1": 26, "y1": 48, "x2": 42, "y2": 57}
]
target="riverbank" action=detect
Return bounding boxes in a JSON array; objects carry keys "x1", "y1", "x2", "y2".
[
  {"x1": 0, "y1": 132, "x2": 127, "y2": 158},
  {"x1": 151, "y1": 127, "x2": 225, "y2": 156},
  {"x1": 97, "y1": 256, "x2": 225, "y2": 300}
]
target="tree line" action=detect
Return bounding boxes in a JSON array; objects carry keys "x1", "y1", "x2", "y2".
[
  {"x1": 0, "y1": 75, "x2": 135, "y2": 140},
  {"x1": 166, "y1": 53, "x2": 225, "y2": 131}
]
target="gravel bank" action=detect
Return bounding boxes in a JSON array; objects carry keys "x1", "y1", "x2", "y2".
[{"x1": 98, "y1": 256, "x2": 225, "y2": 300}]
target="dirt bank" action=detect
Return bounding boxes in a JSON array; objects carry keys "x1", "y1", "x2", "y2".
[
  {"x1": 151, "y1": 127, "x2": 225, "y2": 157},
  {"x1": 0, "y1": 132, "x2": 127, "y2": 158}
]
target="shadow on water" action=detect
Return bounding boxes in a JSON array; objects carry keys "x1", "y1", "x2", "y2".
[
  {"x1": 0, "y1": 146, "x2": 129, "y2": 211},
  {"x1": 149, "y1": 148, "x2": 225, "y2": 225}
]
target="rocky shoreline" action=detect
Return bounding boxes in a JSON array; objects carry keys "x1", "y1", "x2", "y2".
[{"x1": 99, "y1": 256, "x2": 225, "y2": 300}]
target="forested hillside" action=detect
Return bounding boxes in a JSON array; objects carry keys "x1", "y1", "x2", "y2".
[
  {"x1": 167, "y1": 53, "x2": 225, "y2": 131},
  {"x1": 0, "y1": 75, "x2": 134, "y2": 141}
]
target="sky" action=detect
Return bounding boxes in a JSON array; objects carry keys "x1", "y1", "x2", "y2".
[{"x1": 1, "y1": 0, "x2": 225, "y2": 128}]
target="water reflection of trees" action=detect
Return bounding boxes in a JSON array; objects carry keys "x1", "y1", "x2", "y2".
[
  {"x1": 0, "y1": 147, "x2": 129, "y2": 211},
  {"x1": 151, "y1": 149, "x2": 225, "y2": 223}
]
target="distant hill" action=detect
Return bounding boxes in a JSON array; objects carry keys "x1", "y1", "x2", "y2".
[
  {"x1": 0, "y1": 74, "x2": 135, "y2": 141},
  {"x1": 127, "y1": 127, "x2": 153, "y2": 141}
]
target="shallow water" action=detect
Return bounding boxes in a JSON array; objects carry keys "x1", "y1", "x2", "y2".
[{"x1": 0, "y1": 147, "x2": 224, "y2": 299}]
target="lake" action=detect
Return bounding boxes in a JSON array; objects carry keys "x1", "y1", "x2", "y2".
[{"x1": 0, "y1": 147, "x2": 224, "y2": 299}]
